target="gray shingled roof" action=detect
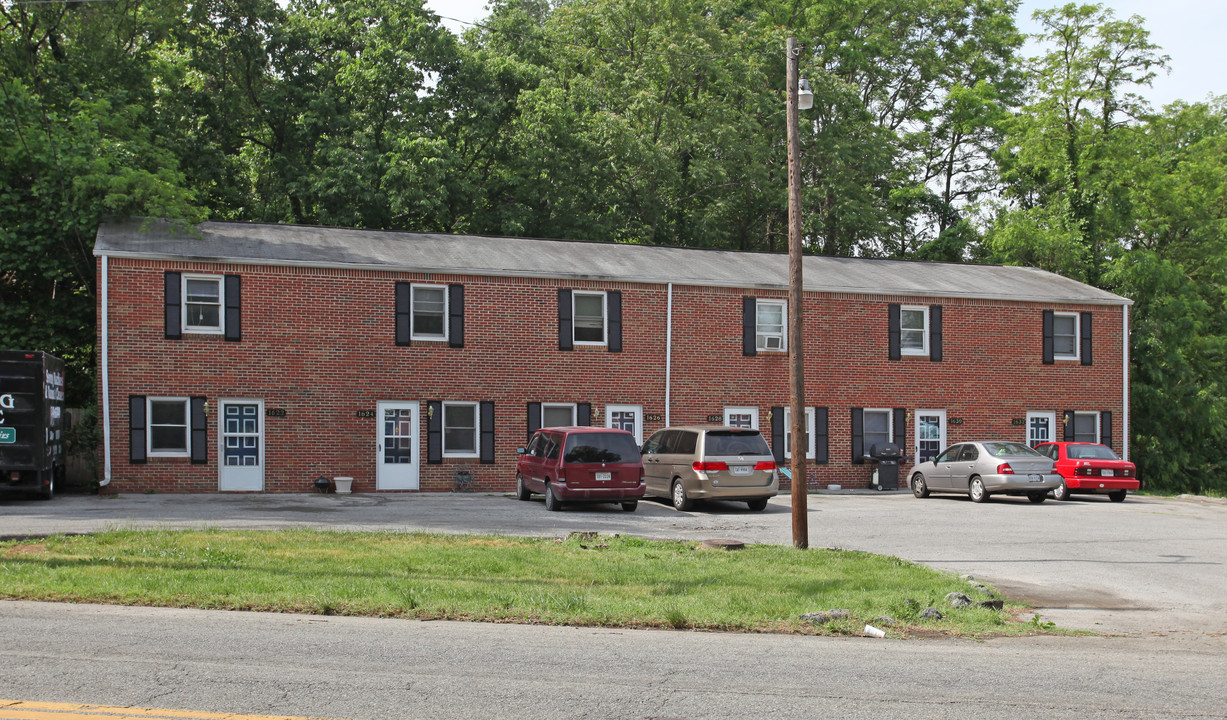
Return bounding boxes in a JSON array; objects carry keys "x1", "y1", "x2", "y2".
[{"x1": 94, "y1": 217, "x2": 1129, "y2": 306}]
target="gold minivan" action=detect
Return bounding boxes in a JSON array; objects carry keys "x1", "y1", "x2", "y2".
[{"x1": 641, "y1": 426, "x2": 779, "y2": 511}]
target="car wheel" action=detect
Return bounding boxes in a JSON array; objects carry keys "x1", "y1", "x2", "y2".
[
  {"x1": 1108, "y1": 490, "x2": 1127, "y2": 503},
  {"x1": 544, "y1": 482, "x2": 563, "y2": 512},
  {"x1": 1051, "y1": 480, "x2": 1070, "y2": 501},
  {"x1": 911, "y1": 473, "x2": 930, "y2": 498},
  {"x1": 671, "y1": 480, "x2": 693, "y2": 511},
  {"x1": 969, "y1": 477, "x2": 989, "y2": 503},
  {"x1": 515, "y1": 473, "x2": 531, "y2": 501},
  {"x1": 1028, "y1": 492, "x2": 1047, "y2": 504},
  {"x1": 621, "y1": 501, "x2": 638, "y2": 512},
  {"x1": 746, "y1": 498, "x2": 768, "y2": 511}
]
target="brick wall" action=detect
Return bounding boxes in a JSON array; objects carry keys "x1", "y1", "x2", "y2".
[{"x1": 97, "y1": 258, "x2": 1126, "y2": 494}]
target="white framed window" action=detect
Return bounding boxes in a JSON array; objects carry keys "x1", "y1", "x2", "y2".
[
  {"x1": 756, "y1": 300, "x2": 786, "y2": 352},
  {"x1": 1070, "y1": 411, "x2": 1099, "y2": 444},
  {"x1": 573, "y1": 291, "x2": 607, "y2": 345},
  {"x1": 782, "y1": 407, "x2": 815, "y2": 459},
  {"x1": 542, "y1": 402, "x2": 577, "y2": 428},
  {"x1": 442, "y1": 402, "x2": 480, "y2": 457},
  {"x1": 1053, "y1": 312, "x2": 1079, "y2": 361},
  {"x1": 183, "y1": 274, "x2": 223, "y2": 333},
  {"x1": 900, "y1": 306, "x2": 929, "y2": 355},
  {"x1": 863, "y1": 408, "x2": 893, "y2": 454},
  {"x1": 148, "y1": 397, "x2": 189, "y2": 457},
  {"x1": 723, "y1": 407, "x2": 759, "y2": 430},
  {"x1": 411, "y1": 284, "x2": 448, "y2": 341},
  {"x1": 1027, "y1": 411, "x2": 1056, "y2": 448}
]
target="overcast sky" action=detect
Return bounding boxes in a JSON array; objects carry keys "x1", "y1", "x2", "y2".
[{"x1": 425, "y1": 0, "x2": 1223, "y2": 108}]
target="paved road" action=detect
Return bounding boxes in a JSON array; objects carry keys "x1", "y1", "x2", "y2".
[
  {"x1": 2, "y1": 489, "x2": 1225, "y2": 636},
  {"x1": 3, "y1": 601, "x2": 1226, "y2": 720}
]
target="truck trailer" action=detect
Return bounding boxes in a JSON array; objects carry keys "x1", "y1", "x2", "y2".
[{"x1": 0, "y1": 350, "x2": 66, "y2": 499}]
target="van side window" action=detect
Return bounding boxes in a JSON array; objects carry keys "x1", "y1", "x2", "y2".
[
  {"x1": 642, "y1": 431, "x2": 666, "y2": 455},
  {"x1": 675, "y1": 431, "x2": 698, "y2": 455},
  {"x1": 545, "y1": 434, "x2": 561, "y2": 460}
]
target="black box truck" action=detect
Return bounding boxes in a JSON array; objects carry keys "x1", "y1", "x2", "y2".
[{"x1": 0, "y1": 350, "x2": 66, "y2": 499}]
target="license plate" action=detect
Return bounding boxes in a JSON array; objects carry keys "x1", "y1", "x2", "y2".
[
  {"x1": 595, "y1": 472, "x2": 611, "y2": 482},
  {"x1": 1102, "y1": 469, "x2": 1114, "y2": 477},
  {"x1": 730, "y1": 465, "x2": 752, "y2": 476},
  {"x1": 1028, "y1": 474, "x2": 1042, "y2": 483}
]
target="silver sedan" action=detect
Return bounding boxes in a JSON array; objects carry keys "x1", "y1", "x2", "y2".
[{"x1": 908, "y1": 440, "x2": 1062, "y2": 503}]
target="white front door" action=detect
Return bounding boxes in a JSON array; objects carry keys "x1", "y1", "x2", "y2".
[
  {"x1": 605, "y1": 404, "x2": 643, "y2": 445},
  {"x1": 914, "y1": 410, "x2": 946, "y2": 464},
  {"x1": 377, "y1": 401, "x2": 420, "y2": 490},
  {"x1": 219, "y1": 399, "x2": 264, "y2": 492},
  {"x1": 1027, "y1": 411, "x2": 1057, "y2": 447}
]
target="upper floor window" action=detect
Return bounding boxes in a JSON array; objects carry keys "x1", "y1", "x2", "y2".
[
  {"x1": 183, "y1": 275, "x2": 223, "y2": 333},
  {"x1": 412, "y1": 284, "x2": 447, "y2": 341},
  {"x1": 900, "y1": 306, "x2": 928, "y2": 355},
  {"x1": 1053, "y1": 312, "x2": 1079, "y2": 361},
  {"x1": 573, "y1": 291, "x2": 607, "y2": 345},
  {"x1": 756, "y1": 300, "x2": 786, "y2": 352}
]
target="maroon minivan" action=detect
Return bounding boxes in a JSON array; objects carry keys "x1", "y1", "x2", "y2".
[{"x1": 515, "y1": 427, "x2": 645, "y2": 512}]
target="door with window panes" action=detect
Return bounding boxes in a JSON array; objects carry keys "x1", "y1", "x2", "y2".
[
  {"x1": 377, "y1": 401, "x2": 420, "y2": 490},
  {"x1": 914, "y1": 410, "x2": 945, "y2": 463},
  {"x1": 605, "y1": 404, "x2": 643, "y2": 445},
  {"x1": 218, "y1": 399, "x2": 263, "y2": 491}
]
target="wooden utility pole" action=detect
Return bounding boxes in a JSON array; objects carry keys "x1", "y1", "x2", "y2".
[{"x1": 786, "y1": 37, "x2": 808, "y2": 549}]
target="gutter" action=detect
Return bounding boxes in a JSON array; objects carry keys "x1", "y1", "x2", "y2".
[
  {"x1": 1123, "y1": 305, "x2": 1130, "y2": 462},
  {"x1": 99, "y1": 255, "x2": 111, "y2": 486},
  {"x1": 665, "y1": 283, "x2": 673, "y2": 427}
]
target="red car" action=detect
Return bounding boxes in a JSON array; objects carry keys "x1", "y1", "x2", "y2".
[
  {"x1": 1033, "y1": 442, "x2": 1139, "y2": 502},
  {"x1": 515, "y1": 426, "x2": 645, "y2": 512}
]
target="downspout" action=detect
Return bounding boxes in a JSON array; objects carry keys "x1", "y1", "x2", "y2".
[
  {"x1": 1123, "y1": 305, "x2": 1130, "y2": 462},
  {"x1": 100, "y1": 255, "x2": 111, "y2": 486},
  {"x1": 665, "y1": 283, "x2": 673, "y2": 427}
]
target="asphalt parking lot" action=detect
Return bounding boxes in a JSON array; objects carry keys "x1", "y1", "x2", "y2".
[{"x1": 2, "y1": 489, "x2": 1224, "y2": 637}]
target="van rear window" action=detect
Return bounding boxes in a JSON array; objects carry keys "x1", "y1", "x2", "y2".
[
  {"x1": 563, "y1": 433, "x2": 641, "y2": 463},
  {"x1": 705, "y1": 431, "x2": 771, "y2": 456}
]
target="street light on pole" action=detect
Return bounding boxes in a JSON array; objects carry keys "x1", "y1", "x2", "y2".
[{"x1": 786, "y1": 37, "x2": 811, "y2": 550}]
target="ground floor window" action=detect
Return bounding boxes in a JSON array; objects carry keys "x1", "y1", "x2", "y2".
[
  {"x1": 542, "y1": 403, "x2": 576, "y2": 428},
  {"x1": 148, "y1": 397, "x2": 189, "y2": 456},
  {"x1": 443, "y1": 402, "x2": 479, "y2": 457},
  {"x1": 1071, "y1": 411, "x2": 1099, "y2": 443},
  {"x1": 863, "y1": 408, "x2": 892, "y2": 453},
  {"x1": 782, "y1": 407, "x2": 815, "y2": 459}
]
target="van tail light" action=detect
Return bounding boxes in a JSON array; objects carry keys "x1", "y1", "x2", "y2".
[
  {"x1": 692, "y1": 461, "x2": 729, "y2": 472},
  {"x1": 639, "y1": 466, "x2": 645, "y2": 482},
  {"x1": 556, "y1": 467, "x2": 566, "y2": 482},
  {"x1": 754, "y1": 461, "x2": 777, "y2": 471},
  {"x1": 996, "y1": 463, "x2": 1014, "y2": 475}
]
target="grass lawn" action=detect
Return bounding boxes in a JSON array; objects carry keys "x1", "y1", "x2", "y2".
[{"x1": 1, "y1": 529, "x2": 1051, "y2": 637}]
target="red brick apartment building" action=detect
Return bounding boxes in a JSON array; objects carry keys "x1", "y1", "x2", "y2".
[{"x1": 94, "y1": 217, "x2": 1131, "y2": 494}]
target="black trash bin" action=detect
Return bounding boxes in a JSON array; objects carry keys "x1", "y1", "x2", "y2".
[{"x1": 867, "y1": 443, "x2": 905, "y2": 490}]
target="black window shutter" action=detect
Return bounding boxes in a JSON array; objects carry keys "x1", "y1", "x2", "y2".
[
  {"x1": 1081, "y1": 311, "x2": 1093, "y2": 365},
  {"x1": 893, "y1": 408, "x2": 907, "y2": 448},
  {"x1": 190, "y1": 397, "x2": 208, "y2": 464},
  {"x1": 480, "y1": 401, "x2": 495, "y2": 464},
  {"x1": 930, "y1": 304, "x2": 943, "y2": 362},
  {"x1": 1043, "y1": 310, "x2": 1055, "y2": 364},
  {"x1": 771, "y1": 406, "x2": 784, "y2": 463},
  {"x1": 888, "y1": 304, "x2": 901, "y2": 361},
  {"x1": 851, "y1": 408, "x2": 865, "y2": 464},
  {"x1": 1100, "y1": 411, "x2": 1113, "y2": 448},
  {"x1": 448, "y1": 284, "x2": 465, "y2": 348},
  {"x1": 526, "y1": 402, "x2": 542, "y2": 440},
  {"x1": 558, "y1": 289, "x2": 573, "y2": 350},
  {"x1": 577, "y1": 402, "x2": 592, "y2": 426},
  {"x1": 395, "y1": 282, "x2": 411, "y2": 346},
  {"x1": 427, "y1": 401, "x2": 442, "y2": 464},
  {"x1": 608, "y1": 290, "x2": 622, "y2": 352},
  {"x1": 742, "y1": 297, "x2": 757, "y2": 357},
  {"x1": 1063, "y1": 409, "x2": 1075, "y2": 441},
  {"x1": 129, "y1": 395, "x2": 147, "y2": 464},
  {"x1": 224, "y1": 275, "x2": 242, "y2": 341},
  {"x1": 814, "y1": 407, "x2": 829, "y2": 465},
  {"x1": 164, "y1": 272, "x2": 181, "y2": 339}
]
